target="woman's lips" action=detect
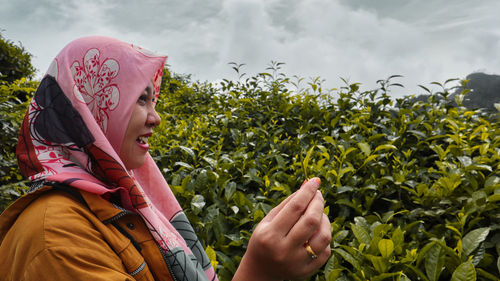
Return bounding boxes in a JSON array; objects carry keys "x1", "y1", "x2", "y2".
[{"x1": 136, "y1": 133, "x2": 152, "y2": 151}]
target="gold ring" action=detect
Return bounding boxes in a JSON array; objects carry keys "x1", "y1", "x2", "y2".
[{"x1": 304, "y1": 242, "x2": 318, "y2": 259}]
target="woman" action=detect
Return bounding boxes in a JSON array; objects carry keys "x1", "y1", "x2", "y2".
[{"x1": 0, "y1": 36, "x2": 331, "y2": 280}]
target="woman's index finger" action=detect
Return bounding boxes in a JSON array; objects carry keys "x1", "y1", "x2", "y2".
[{"x1": 271, "y1": 178, "x2": 321, "y2": 236}]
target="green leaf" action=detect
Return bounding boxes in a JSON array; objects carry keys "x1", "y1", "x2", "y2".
[
  {"x1": 368, "y1": 255, "x2": 389, "y2": 273},
  {"x1": 174, "y1": 161, "x2": 194, "y2": 170},
  {"x1": 179, "y1": 145, "x2": 196, "y2": 159},
  {"x1": 378, "y1": 239, "x2": 394, "y2": 258},
  {"x1": 487, "y1": 194, "x2": 500, "y2": 203},
  {"x1": 327, "y1": 269, "x2": 344, "y2": 281},
  {"x1": 215, "y1": 250, "x2": 237, "y2": 273},
  {"x1": 361, "y1": 154, "x2": 378, "y2": 167},
  {"x1": 485, "y1": 176, "x2": 500, "y2": 191},
  {"x1": 357, "y1": 142, "x2": 371, "y2": 156},
  {"x1": 476, "y1": 268, "x2": 499, "y2": 281},
  {"x1": 263, "y1": 175, "x2": 270, "y2": 188},
  {"x1": 425, "y1": 243, "x2": 445, "y2": 281},
  {"x1": 374, "y1": 144, "x2": 397, "y2": 153},
  {"x1": 408, "y1": 129, "x2": 427, "y2": 138},
  {"x1": 451, "y1": 261, "x2": 476, "y2": 281},
  {"x1": 202, "y1": 156, "x2": 217, "y2": 168},
  {"x1": 205, "y1": 245, "x2": 218, "y2": 269},
  {"x1": 323, "y1": 254, "x2": 336, "y2": 276},
  {"x1": 446, "y1": 225, "x2": 461, "y2": 237},
  {"x1": 302, "y1": 145, "x2": 315, "y2": 179},
  {"x1": 344, "y1": 147, "x2": 357, "y2": 157},
  {"x1": 333, "y1": 248, "x2": 361, "y2": 271},
  {"x1": 190, "y1": 194, "x2": 205, "y2": 215},
  {"x1": 323, "y1": 136, "x2": 335, "y2": 145},
  {"x1": 324, "y1": 255, "x2": 344, "y2": 281},
  {"x1": 457, "y1": 156, "x2": 472, "y2": 167},
  {"x1": 338, "y1": 166, "x2": 355, "y2": 178},
  {"x1": 351, "y1": 223, "x2": 371, "y2": 245},
  {"x1": 418, "y1": 85, "x2": 431, "y2": 94},
  {"x1": 333, "y1": 230, "x2": 349, "y2": 244},
  {"x1": 371, "y1": 272, "x2": 402, "y2": 281},
  {"x1": 462, "y1": 227, "x2": 490, "y2": 258},
  {"x1": 253, "y1": 209, "x2": 264, "y2": 222},
  {"x1": 397, "y1": 273, "x2": 412, "y2": 281},
  {"x1": 497, "y1": 256, "x2": 500, "y2": 276},
  {"x1": 466, "y1": 164, "x2": 492, "y2": 172},
  {"x1": 404, "y1": 264, "x2": 430, "y2": 281},
  {"x1": 392, "y1": 227, "x2": 405, "y2": 255},
  {"x1": 372, "y1": 224, "x2": 392, "y2": 239},
  {"x1": 224, "y1": 181, "x2": 237, "y2": 201},
  {"x1": 471, "y1": 243, "x2": 485, "y2": 266}
]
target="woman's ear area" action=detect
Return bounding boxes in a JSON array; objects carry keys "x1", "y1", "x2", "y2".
[{"x1": 152, "y1": 66, "x2": 164, "y2": 97}]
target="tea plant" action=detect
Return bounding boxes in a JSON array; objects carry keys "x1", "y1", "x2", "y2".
[
  {"x1": 150, "y1": 65, "x2": 500, "y2": 280},
  {"x1": 0, "y1": 78, "x2": 36, "y2": 210}
]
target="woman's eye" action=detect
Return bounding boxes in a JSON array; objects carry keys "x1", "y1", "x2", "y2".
[{"x1": 138, "y1": 94, "x2": 147, "y2": 104}]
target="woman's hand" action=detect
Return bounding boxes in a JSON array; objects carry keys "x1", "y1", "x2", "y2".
[{"x1": 233, "y1": 178, "x2": 332, "y2": 281}]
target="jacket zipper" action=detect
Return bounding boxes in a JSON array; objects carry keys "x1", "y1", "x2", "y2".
[
  {"x1": 102, "y1": 204, "x2": 136, "y2": 224},
  {"x1": 130, "y1": 261, "x2": 147, "y2": 276},
  {"x1": 102, "y1": 211, "x2": 128, "y2": 224},
  {"x1": 103, "y1": 208, "x2": 149, "y2": 277},
  {"x1": 156, "y1": 243, "x2": 178, "y2": 281},
  {"x1": 104, "y1": 205, "x2": 178, "y2": 280}
]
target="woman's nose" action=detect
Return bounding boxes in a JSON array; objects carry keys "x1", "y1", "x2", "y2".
[{"x1": 147, "y1": 108, "x2": 161, "y2": 127}]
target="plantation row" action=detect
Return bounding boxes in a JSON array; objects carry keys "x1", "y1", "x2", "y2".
[{"x1": 1, "y1": 64, "x2": 499, "y2": 280}]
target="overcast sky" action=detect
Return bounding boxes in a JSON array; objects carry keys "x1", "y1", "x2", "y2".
[{"x1": 1, "y1": 0, "x2": 499, "y2": 97}]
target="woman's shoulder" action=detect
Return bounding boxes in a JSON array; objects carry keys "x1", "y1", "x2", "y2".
[
  {"x1": 1, "y1": 187, "x2": 100, "y2": 249},
  {"x1": 0, "y1": 187, "x2": 132, "y2": 280}
]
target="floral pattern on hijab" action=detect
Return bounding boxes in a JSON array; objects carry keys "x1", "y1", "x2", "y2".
[
  {"x1": 71, "y1": 48, "x2": 120, "y2": 133},
  {"x1": 16, "y1": 36, "x2": 217, "y2": 281}
]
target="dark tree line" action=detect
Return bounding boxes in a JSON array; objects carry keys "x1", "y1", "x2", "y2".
[
  {"x1": 413, "y1": 72, "x2": 500, "y2": 111},
  {"x1": 0, "y1": 33, "x2": 35, "y2": 83}
]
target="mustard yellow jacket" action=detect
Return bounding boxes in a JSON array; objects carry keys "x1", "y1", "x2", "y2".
[{"x1": 0, "y1": 184, "x2": 174, "y2": 281}]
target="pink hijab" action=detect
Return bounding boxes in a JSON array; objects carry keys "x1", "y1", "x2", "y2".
[{"x1": 16, "y1": 36, "x2": 217, "y2": 281}]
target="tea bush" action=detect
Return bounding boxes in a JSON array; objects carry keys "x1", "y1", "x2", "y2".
[
  {"x1": 0, "y1": 78, "x2": 36, "y2": 211},
  {"x1": 150, "y1": 65, "x2": 500, "y2": 280},
  {"x1": 0, "y1": 33, "x2": 38, "y2": 210}
]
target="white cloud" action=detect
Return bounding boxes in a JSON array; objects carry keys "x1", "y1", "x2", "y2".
[{"x1": 1, "y1": 0, "x2": 499, "y2": 97}]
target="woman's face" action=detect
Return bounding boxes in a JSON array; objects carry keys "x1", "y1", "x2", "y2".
[{"x1": 119, "y1": 81, "x2": 161, "y2": 170}]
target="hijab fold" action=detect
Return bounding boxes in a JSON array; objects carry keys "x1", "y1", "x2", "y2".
[{"x1": 16, "y1": 36, "x2": 217, "y2": 281}]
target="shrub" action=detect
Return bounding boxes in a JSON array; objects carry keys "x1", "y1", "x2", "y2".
[
  {"x1": 0, "y1": 33, "x2": 36, "y2": 83},
  {"x1": 150, "y1": 65, "x2": 500, "y2": 280},
  {"x1": 0, "y1": 78, "x2": 36, "y2": 210}
]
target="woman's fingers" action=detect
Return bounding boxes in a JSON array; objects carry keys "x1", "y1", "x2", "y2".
[
  {"x1": 235, "y1": 177, "x2": 331, "y2": 281},
  {"x1": 260, "y1": 191, "x2": 297, "y2": 223},
  {"x1": 270, "y1": 178, "x2": 320, "y2": 236},
  {"x1": 304, "y1": 213, "x2": 332, "y2": 260},
  {"x1": 293, "y1": 213, "x2": 332, "y2": 278},
  {"x1": 299, "y1": 242, "x2": 332, "y2": 278},
  {"x1": 288, "y1": 190, "x2": 326, "y2": 243},
  {"x1": 260, "y1": 179, "x2": 307, "y2": 223}
]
